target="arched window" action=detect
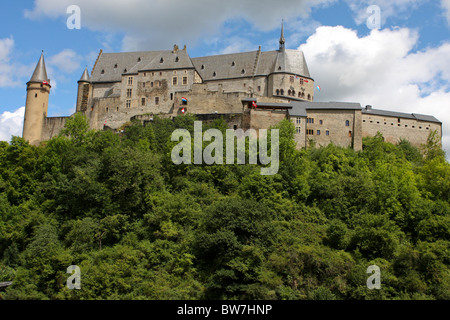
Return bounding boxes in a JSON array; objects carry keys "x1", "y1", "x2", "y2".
[
  {"x1": 345, "y1": 120, "x2": 350, "y2": 127},
  {"x1": 280, "y1": 89, "x2": 284, "y2": 95},
  {"x1": 292, "y1": 90, "x2": 295, "y2": 96},
  {"x1": 307, "y1": 94, "x2": 311, "y2": 100},
  {"x1": 276, "y1": 89, "x2": 280, "y2": 95},
  {"x1": 288, "y1": 89, "x2": 292, "y2": 96},
  {"x1": 298, "y1": 92, "x2": 301, "y2": 98}
]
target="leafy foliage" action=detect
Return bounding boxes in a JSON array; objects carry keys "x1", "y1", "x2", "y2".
[{"x1": 0, "y1": 115, "x2": 448, "y2": 300}]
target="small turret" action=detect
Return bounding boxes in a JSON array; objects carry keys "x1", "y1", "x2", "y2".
[
  {"x1": 76, "y1": 67, "x2": 91, "y2": 113},
  {"x1": 23, "y1": 52, "x2": 51, "y2": 146},
  {"x1": 79, "y1": 67, "x2": 90, "y2": 83}
]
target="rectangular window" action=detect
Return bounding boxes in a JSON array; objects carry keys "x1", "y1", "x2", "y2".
[
  {"x1": 296, "y1": 127, "x2": 301, "y2": 134},
  {"x1": 128, "y1": 77, "x2": 133, "y2": 86},
  {"x1": 307, "y1": 129, "x2": 314, "y2": 135},
  {"x1": 173, "y1": 77, "x2": 178, "y2": 86},
  {"x1": 317, "y1": 130, "x2": 321, "y2": 135},
  {"x1": 257, "y1": 86, "x2": 261, "y2": 92},
  {"x1": 296, "y1": 118, "x2": 301, "y2": 125},
  {"x1": 155, "y1": 97, "x2": 160, "y2": 105},
  {"x1": 307, "y1": 118, "x2": 314, "y2": 124},
  {"x1": 141, "y1": 98, "x2": 146, "y2": 106},
  {"x1": 143, "y1": 82, "x2": 146, "y2": 88},
  {"x1": 151, "y1": 82, "x2": 154, "y2": 88},
  {"x1": 290, "y1": 76, "x2": 295, "y2": 83},
  {"x1": 127, "y1": 89, "x2": 132, "y2": 98},
  {"x1": 300, "y1": 78, "x2": 304, "y2": 85},
  {"x1": 183, "y1": 76, "x2": 188, "y2": 85},
  {"x1": 126, "y1": 100, "x2": 131, "y2": 108},
  {"x1": 326, "y1": 130, "x2": 330, "y2": 136},
  {"x1": 319, "y1": 120, "x2": 323, "y2": 125}
]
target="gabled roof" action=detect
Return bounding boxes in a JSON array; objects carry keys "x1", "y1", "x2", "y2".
[
  {"x1": 363, "y1": 108, "x2": 441, "y2": 123},
  {"x1": 289, "y1": 101, "x2": 362, "y2": 117},
  {"x1": 192, "y1": 51, "x2": 259, "y2": 81},
  {"x1": 29, "y1": 53, "x2": 49, "y2": 83},
  {"x1": 90, "y1": 49, "x2": 194, "y2": 83},
  {"x1": 192, "y1": 49, "x2": 311, "y2": 81}
]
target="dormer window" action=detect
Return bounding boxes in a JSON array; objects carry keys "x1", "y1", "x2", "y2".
[
  {"x1": 201, "y1": 65, "x2": 205, "y2": 70},
  {"x1": 137, "y1": 57, "x2": 141, "y2": 62},
  {"x1": 101, "y1": 69, "x2": 105, "y2": 74},
  {"x1": 231, "y1": 61, "x2": 235, "y2": 67},
  {"x1": 114, "y1": 64, "x2": 118, "y2": 69},
  {"x1": 160, "y1": 58, "x2": 164, "y2": 63},
  {"x1": 175, "y1": 57, "x2": 179, "y2": 62},
  {"x1": 278, "y1": 66, "x2": 282, "y2": 71},
  {"x1": 124, "y1": 69, "x2": 127, "y2": 73},
  {"x1": 241, "y1": 69, "x2": 245, "y2": 74},
  {"x1": 213, "y1": 72, "x2": 216, "y2": 77}
]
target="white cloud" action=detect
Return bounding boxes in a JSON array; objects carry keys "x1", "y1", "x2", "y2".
[
  {"x1": 0, "y1": 107, "x2": 25, "y2": 142},
  {"x1": 0, "y1": 37, "x2": 32, "y2": 88},
  {"x1": 299, "y1": 25, "x2": 450, "y2": 155},
  {"x1": 48, "y1": 49, "x2": 82, "y2": 74},
  {"x1": 442, "y1": 0, "x2": 450, "y2": 24},
  {"x1": 24, "y1": 0, "x2": 335, "y2": 51}
]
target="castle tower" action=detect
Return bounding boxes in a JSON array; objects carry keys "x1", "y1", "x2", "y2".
[
  {"x1": 76, "y1": 67, "x2": 91, "y2": 113},
  {"x1": 23, "y1": 52, "x2": 51, "y2": 146}
]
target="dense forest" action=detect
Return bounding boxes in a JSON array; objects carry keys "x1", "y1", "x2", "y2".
[{"x1": 0, "y1": 113, "x2": 449, "y2": 300}]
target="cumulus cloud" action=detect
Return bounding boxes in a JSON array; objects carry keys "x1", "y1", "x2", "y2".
[
  {"x1": 299, "y1": 25, "x2": 450, "y2": 155},
  {"x1": 48, "y1": 49, "x2": 82, "y2": 74},
  {"x1": 0, "y1": 37, "x2": 32, "y2": 88},
  {"x1": 24, "y1": 0, "x2": 334, "y2": 51},
  {"x1": 0, "y1": 107, "x2": 25, "y2": 142},
  {"x1": 442, "y1": 0, "x2": 450, "y2": 24}
]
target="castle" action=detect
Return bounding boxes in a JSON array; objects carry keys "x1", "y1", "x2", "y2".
[{"x1": 23, "y1": 26, "x2": 442, "y2": 150}]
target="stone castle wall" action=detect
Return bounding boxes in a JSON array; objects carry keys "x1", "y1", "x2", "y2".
[{"x1": 362, "y1": 113, "x2": 442, "y2": 147}]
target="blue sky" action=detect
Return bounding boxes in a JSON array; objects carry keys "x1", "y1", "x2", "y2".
[{"x1": 1, "y1": 0, "x2": 450, "y2": 154}]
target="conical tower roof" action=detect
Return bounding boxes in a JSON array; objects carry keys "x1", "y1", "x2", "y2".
[
  {"x1": 79, "y1": 67, "x2": 90, "y2": 82},
  {"x1": 29, "y1": 52, "x2": 49, "y2": 83}
]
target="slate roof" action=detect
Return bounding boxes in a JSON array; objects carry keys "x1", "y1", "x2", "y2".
[
  {"x1": 191, "y1": 49, "x2": 311, "y2": 81},
  {"x1": 79, "y1": 68, "x2": 90, "y2": 82},
  {"x1": 90, "y1": 49, "x2": 195, "y2": 83},
  {"x1": 29, "y1": 53, "x2": 49, "y2": 83},
  {"x1": 89, "y1": 44, "x2": 311, "y2": 84},
  {"x1": 192, "y1": 51, "x2": 259, "y2": 81},
  {"x1": 289, "y1": 101, "x2": 362, "y2": 117},
  {"x1": 363, "y1": 108, "x2": 441, "y2": 123}
]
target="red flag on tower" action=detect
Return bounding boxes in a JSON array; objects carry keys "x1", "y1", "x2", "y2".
[{"x1": 252, "y1": 101, "x2": 257, "y2": 108}]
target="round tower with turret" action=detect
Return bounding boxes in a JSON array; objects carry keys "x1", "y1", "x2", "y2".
[{"x1": 23, "y1": 52, "x2": 51, "y2": 146}]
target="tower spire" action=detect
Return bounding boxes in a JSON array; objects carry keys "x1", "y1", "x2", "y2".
[
  {"x1": 279, "y1": 20, "x2": 286, "y2": 51},
  {"x1": 29, "y1": 52, "x2": 49, "y2": 83}
]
